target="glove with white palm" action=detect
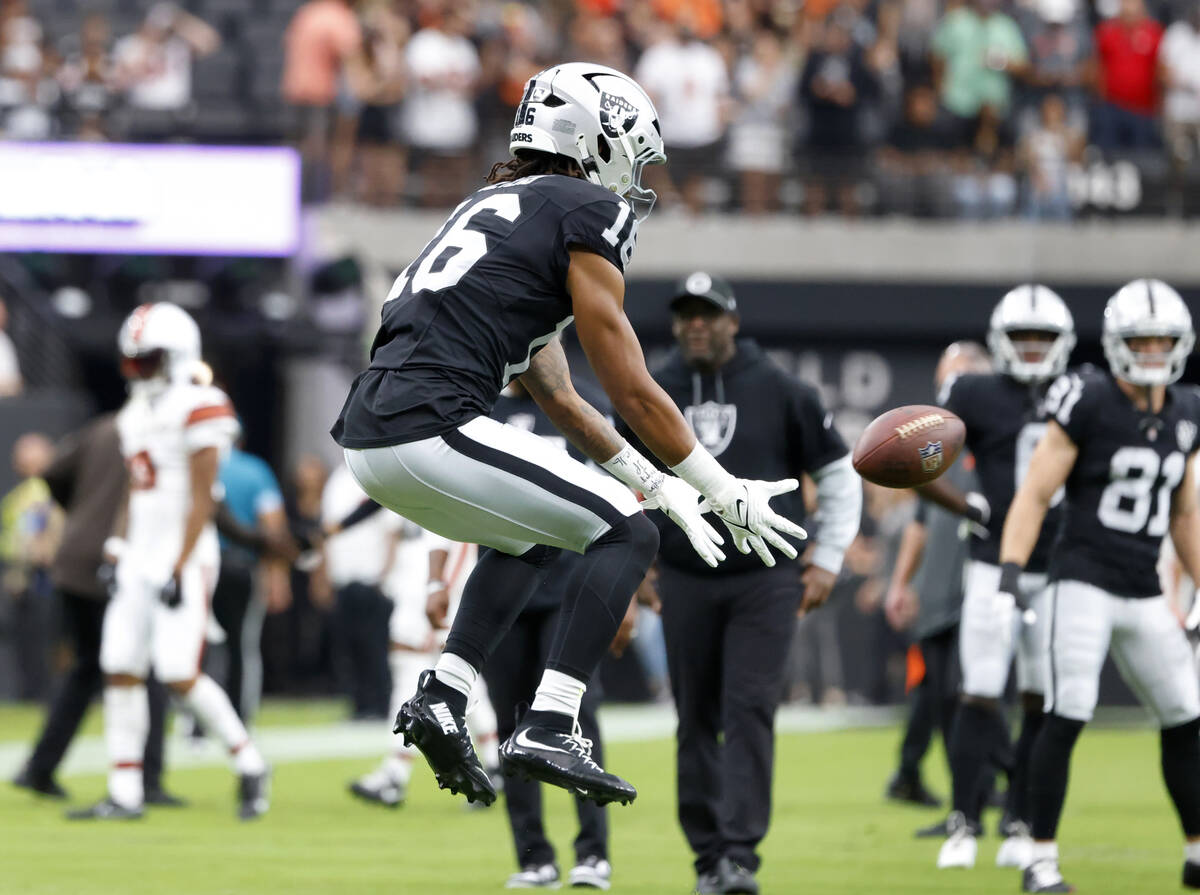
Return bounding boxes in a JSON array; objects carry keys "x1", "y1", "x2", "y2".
[
  {"x1": 699, "y1": 478, "x2": 808, "y2": 568},
  {"x1": 669, "y1": 444, "x2": 808, "y2": 569},
  {"x1": 639, "y1": 476, "x2": 726, "y2": 568},
  {"x1": 602, "y1": 443, "x2": 726, "y2": 568}
]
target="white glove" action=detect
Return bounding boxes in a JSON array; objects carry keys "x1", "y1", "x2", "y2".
[
  {"x1": 640, "y1": 476, "x2": 726, "y2": 568},
  {"x1": 700, "y1": 478, "x2": 809, "y2": 568}
]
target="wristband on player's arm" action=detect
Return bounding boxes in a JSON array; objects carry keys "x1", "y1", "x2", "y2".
[
  {"x1": 668, "y1": 443, "x2": 739, "y2": 504},
  {"x1": 601, "y1": 442, "x2": 666, "y2": 496},
  {"x1": 999, "y1": 561, "x2": 1026, "y2": 609}
]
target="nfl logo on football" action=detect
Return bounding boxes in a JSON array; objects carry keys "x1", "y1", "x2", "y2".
[{"x1": 918, "y1": 440, "x2": 943, "y2": 473}]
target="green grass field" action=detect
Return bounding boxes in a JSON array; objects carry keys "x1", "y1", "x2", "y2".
[{"x1": 0, "y1": 703, "x2": 1186, "y2": 894}]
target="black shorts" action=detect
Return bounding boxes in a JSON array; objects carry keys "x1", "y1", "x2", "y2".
[
  {"x1": 357, "y1": 104, "x2": 396, "y2": 145},
  {"x1": 666, "y1": 140, "x2": 724, "y2": 185}
]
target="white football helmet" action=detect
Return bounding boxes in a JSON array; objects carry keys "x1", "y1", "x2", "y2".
[
  {"x1": 1103, "y1": 278, "x2": 1195, "y2": 386},
  {"x1": 117, "y1": 302, "x2": 202, "y2": 385},
  {"x1": 987, "y1": 284, "x2": 1076, "y2": 383},
  {"x1": 509, "y1": 62, "x2": 666, "y2": 221}
]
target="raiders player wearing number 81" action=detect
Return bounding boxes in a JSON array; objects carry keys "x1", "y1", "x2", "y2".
[
  {"x1": 332, "y1": 63, "x2": 808, "y2": 811},
  {"x1": 999, "y1": 279, "x2": 1200, "y2": 893},
  {"x1": 922, "y1": 285, "x2": 1075, "y2": 872}
]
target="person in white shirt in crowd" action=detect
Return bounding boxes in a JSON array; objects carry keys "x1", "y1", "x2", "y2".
[
  {"x1": 402, "y1": 0, "x2": 480, "y2": 207},
  {"x1": 728, "y1": 27, "x2": 796, "y2": 214},
  {"x1": 112, "y1": 2, "x2": 218, "y2": 136},
  {"x1": 349, "y1": 529, "x2": 501, "y2": 808},
  {"x1": 0, "y1": 299, "x2": 22, "y2": 397},
  {"x1": 1161, "y1": 2, "x2": 1200, "y2": 210},
  {"x1": 320, "y1": 461, "x2": 403, "y2": 719},
  {"x1": 635, "y1": 16, "x2": 730, "y2": 213}
]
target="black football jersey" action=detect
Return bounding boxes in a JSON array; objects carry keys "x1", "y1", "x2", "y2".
[
  {"x1": 1048, "y1": 367, "x2": 1200, "y2": 598},
  {"x1": 941, "y1": 373, "x2": 1064, "y2": 571},
  {"x1": 331, "y1": 174, "x2": 638, "y2": 448}
]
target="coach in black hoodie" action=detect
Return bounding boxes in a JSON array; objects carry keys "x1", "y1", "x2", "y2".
[{"x1": 619, "y1": 273, "x2": 862, "y2": 894}]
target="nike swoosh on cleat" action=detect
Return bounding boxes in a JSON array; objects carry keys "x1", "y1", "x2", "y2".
[{"x1": 513, "y1": 727, "x2": 573, "y2": 756}]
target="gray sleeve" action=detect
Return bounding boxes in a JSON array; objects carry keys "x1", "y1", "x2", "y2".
[{"x1": 807, "y1": 454, "x2": 863, "y2": 575}]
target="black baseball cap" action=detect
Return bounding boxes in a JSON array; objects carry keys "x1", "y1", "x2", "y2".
[{"x1": 669, "y1": 271, "x2": 737, "y2": 314}]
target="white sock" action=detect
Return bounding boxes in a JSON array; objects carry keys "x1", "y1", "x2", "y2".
[
  {"x1": 181, "y1": 675, "x2": 266, "y2": 775},
  {"x1": 105, "y1": 684, "x2": 148, "y2": 809},
  {"x1": 530, "y1": 669, "x2": 586, "y2": 721},
  {"x1": 1186, "y1": 840, "x2": 1200, "y2": 864},
  {"x1": 433, "y1": 652, "x2": 478, "y2": 702},
  {"x1": 467, "y1": 682, "x2": 500, "y2": 769},
  {"x1": 1031, "y1": 841, "x2": 1059, "y2": 864},
  {"x1": 387, "y1": 652, "x2": 419, "y2": 770},
  {"x1": 381, "y1": 753, "x2": 413, "y2": 787}
]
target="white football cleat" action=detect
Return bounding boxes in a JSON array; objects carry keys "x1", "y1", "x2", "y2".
[
  {"x1": 937, "y1": 811, "x2": 978, "y2": 869},
  {"x1": 996, "y1": 821, "x2": 1034, "y2": 869}
]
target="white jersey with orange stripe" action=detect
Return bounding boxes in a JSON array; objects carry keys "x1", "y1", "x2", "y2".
[
  {"x1": 385, "y1": 530, "x2": 478, "y2": 650},
  {"x1": 116, "y1": 379, "x2": 240, "y2": 581}
]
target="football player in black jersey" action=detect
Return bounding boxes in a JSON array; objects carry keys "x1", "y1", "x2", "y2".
[
  {"x1": 1000, "y1": 279, "x2": 1200, "y2": 893},
  {"x1": 330, "y1": 64, "x2": 806, "y2": 809},
  {"x1": 925, "y1": 286, "x2": 1077, "y2": 872}
]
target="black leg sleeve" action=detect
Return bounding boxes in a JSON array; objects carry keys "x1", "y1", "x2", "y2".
[
  {"x1": 1161, "y1": 716, "x2": 1200, "y2": 838},
  {"x1": 544, "y1": 514, "x2": 658, "y2": 685},
  {"x1": 949, "y1": 701, "x2": 1011, "y2": 824},
  {"x1": 1029, "y1": 713, "x2": 1085, "y2": 841},
  {"x1": 481, "y1": 608, "x2": 555, "y2": 868},
  {"x1": 1005, "y1": 697, "x2": 1046, "y2": 824},
  {"x1": 445, "y1": 545, "x2": 560, "y2": 673}
]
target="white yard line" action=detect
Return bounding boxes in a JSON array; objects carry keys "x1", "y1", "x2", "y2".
[{"x1": 0, "y1": 704, "x2": 900, "y2": 778}]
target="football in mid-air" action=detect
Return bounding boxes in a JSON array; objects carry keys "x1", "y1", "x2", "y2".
[{"x1": 852, "y1": 405, "x2": 966, "y2": 488}]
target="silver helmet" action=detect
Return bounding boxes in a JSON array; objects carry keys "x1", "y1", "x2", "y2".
[
  {"x1": 509, "y1": 63, "x2": 666, "y2": 221},
  {"x1": 1102, "y1": 279, "x2": 1194, "y2": 386},
  {"x1": 987, "y1": 285, "x2": 1076, "y2": 384}
]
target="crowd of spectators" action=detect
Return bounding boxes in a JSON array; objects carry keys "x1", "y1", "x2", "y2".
[{"x1": 4, "y1": 0, "x2": 1200, "y2": 215}]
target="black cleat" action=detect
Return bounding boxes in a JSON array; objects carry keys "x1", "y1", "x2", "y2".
[
  {"x1": 885, "y1": 772, "x2": 942, "y2": 808},
  {"x1": 716, "y1": 857, "x2": 759, "y2": 894},
  {"x1": 1022, "y1": 859, "x2": 1074, "y2": 893},
  {"x1": 1184, "y1": 860, "x2": 1200, "y2": 889},
  {"x1": 144, "y1": 787, "x2": 188, "y2": 808},
  {"x1": 500, "y1": 721, "x2": 636, "y2": 807},
  {"x1": 915, "y1": 813, "x2": 982, "y2": 838},
  {"x1": 12, "y1": 766, "x2": 68, "y2": 800},
  {"x1": 66, "y1": 797, "x2": 143, "y2": 820},
  {"x1": 694, "y1": 868, "x2": 724, "y2": 895},
  {"x1": 238, "y1": 769, "x2": 271, "y2": 820},
  {"x1": 394, "y1": 670, "x2": 497, "y2": 806}
]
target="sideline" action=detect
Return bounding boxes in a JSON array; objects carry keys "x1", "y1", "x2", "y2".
[{"x1": 0, "y1": 703, "x2": 900, "y2": 778}]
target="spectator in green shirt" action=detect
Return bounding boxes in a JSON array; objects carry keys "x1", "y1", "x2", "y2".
[{"x1": 932, "y1": 0, "x2": 1029, "y2": 136}]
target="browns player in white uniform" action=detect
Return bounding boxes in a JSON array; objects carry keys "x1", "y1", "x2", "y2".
[
  {"x1": 69, "y1": 303, "x2": 269, "y2": 821},
  {"x1": 350, "y1": 532, "x2": 502, "y2": 807}
]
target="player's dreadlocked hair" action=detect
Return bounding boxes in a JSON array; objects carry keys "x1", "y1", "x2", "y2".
[{"x1": 487, "y1": 150, "x2": 584, "y2": 184}]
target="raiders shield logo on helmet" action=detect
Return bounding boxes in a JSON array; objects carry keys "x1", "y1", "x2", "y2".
[
  {"x1": 599, "y1": 91, "x2": 638, "y2": 139},
  {"x1": 685, "y1": 401, "x2": 737, "y2": 458}
]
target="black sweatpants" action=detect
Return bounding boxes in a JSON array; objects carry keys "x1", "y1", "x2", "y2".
[
  {"x1": 210, "y1": 554, "x2": 259, "y2": 720},
  {"x1": 334, "y1": 581, "x2": 393, "y2": 719},
  {"x1": 482, "y1": 604, "x2": 608, "y2": 868},
  {"x1": 24, "y1": 590, "x2": 168, "y2": 789},
  {"x1": 897, "y1": 624, "x2": 960, "y2": 781},
  {"x1": 658, "y1": 563, "x2": 800, "y2": 875}
]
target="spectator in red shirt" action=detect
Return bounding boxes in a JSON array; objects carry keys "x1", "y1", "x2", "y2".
[{"x1": 1091, "y1": 0, "x2": 1163, "y2": 150}]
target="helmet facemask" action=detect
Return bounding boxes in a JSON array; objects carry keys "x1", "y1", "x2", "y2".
[
  {"x1": 1101, "y1": 279, "x2": 1195, "y2": 387},
  {"x1": 989, "y1": 328, "x2": 1075, "y2": 384}
]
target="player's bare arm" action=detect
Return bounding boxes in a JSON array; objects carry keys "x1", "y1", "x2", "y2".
[
  {"x1": 175, "y1": 445, "x2": 219, "y2": 575},
  {"x1": 1169, "y1": 455, "x2": 1200, "y2": 588},
  {"x1": 426, "y1": 544, "x2": 451, "y2": 629},
  {"x1": 885, "y1": 518, "x2": 928, "y2": 630},
  {"x1": 566, "y1": 249, "x2": 696, "y2": 464},
  {"x1": 519, "y1": 337, "x2": 628, "y2": 464},
  {"x1": 1000, "y1": 420, "x2": 1078, "y2": 568}
]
